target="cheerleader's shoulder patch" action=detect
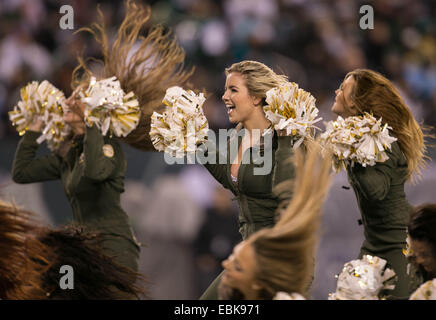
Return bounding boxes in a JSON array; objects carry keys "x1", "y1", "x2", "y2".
[{"x1": 103, "y1": 144, "x2": 114, "y2": 158}]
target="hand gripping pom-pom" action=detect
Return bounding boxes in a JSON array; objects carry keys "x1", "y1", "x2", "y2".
[
  {"x1": 150, "y1": 86, "x2": 209, "y2": 157},
  {"x1": 263, "y1": 82, "x2": 322, "y2": 149}
]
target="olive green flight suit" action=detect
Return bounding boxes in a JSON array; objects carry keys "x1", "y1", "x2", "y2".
[
  {"x1": 346, "y1": 141, "x2": 416, "y2": 299},
  {"x1": 199, "y1": 130, "x2": 295, "y2": 299},
  {"x1": 12, "y1": 126, "x2": 140, "y2": 274}
]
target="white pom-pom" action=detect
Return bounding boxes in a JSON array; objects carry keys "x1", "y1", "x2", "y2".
[
  {"x1": 263, "y1": 82, "x2": 322, "y2": 148},
  {"x1": 328, "y1": 255, "x2": 397, "y2": 300},
  {"x1": 150, "y1": 86, "x2": 209, "y2": 156},
  {"x1": 81, "y1": 76, "x2": 140, "y2": 137},
  {"x1": 410, "y1": 279, "x2": 436, "y2": 300},
  {"x1": 321, "y1": 113, "x2": 397, "y2": 171},
  {"x1": 9, "y1": 80, "x2": 70, "y2": 151}
]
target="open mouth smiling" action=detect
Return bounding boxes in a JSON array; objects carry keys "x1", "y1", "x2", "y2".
[{"x1": 226, "y1": 105, "x2": 235, "y2": 114}]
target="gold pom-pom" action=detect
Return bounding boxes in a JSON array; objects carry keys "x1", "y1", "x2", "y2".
[
  {"x1": 263, "y1": 82, "x2": 322, "y2": 148},
  {"x1": 320, "y1": 113, "x2": 397, "y2": 171},
  {"x1": 150, "y1": 86, "x2": 209, "y2": 156},
  {"x1": 81, "y1": 76, "x2": 141, "y2": 137},
  {"x1": 9, "y1": 81, "x2": 70, "y2": 151}
]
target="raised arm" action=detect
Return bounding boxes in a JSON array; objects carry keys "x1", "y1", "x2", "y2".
[
  {"x1": 197, "y1": 140, "x2": 232, "y2": 190},
  {"x1": 12, "y1": 131, "x2": 61, "y2": 183}
]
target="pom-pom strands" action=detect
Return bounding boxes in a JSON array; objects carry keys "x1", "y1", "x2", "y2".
[
  {"x1": 9, "y1": 81, "x2": 40, "y2": 136},
  {"x1": 328, "y1": 255, "x2": 396, "y2": 300},
  {"x1": 410, "y1": 279, "x2": 436, "y2": 300},
  {"x1": 37, "y1": 112, "x2": 70, "y2": 152},
  {"x1": 320, "y1": 113, "x2": 398, "y2": 171},
  {"x1": 263, "y1": 82, "x2": 322, "y2": 148},
  {"x1": 8, "y1": 81, "x2": 70, "y2": 151},
  {"x1": 150, "y1": 86, "x2": 208, "y2": 157},
  {"x1": 81, "y1": 76, "x2": 140, "y2": 137}
]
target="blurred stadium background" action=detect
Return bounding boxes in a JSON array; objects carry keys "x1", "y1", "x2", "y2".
[{"x1": 0, "y1": 0, "x2": 436, "y2": 299}]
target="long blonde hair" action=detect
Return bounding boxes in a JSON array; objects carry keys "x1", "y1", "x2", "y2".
[
  {"x1": 247, "y1": 141, "x2": 333, "y2": 299},
  {"x1": 345, "y1": 69, "x2": 428, "y2": 181},
  {"x1": 72, "y1": 0, "x2": 193, "y2": 150},
  {"x1": 225, "y1": 60, "x2": 288, "y2": 105}
]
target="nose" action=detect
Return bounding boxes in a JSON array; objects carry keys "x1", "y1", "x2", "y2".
[
  {"x1": 335, "y1": 89, "x2": 340, "y2": 96},
  {"x1": 222, "y1": 90, "x2": 229, "y2": 102},
  {"x1": 222, "y1": 258, "x2": 229, "y2": 269}
]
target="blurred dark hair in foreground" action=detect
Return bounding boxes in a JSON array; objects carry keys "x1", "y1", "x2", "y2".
[{"x1": 0, "y1": 200, "x2": 147, "y2": 299}]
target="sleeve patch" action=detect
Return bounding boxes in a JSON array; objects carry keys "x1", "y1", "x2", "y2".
[{"x1": 103, "y1": 144, "x2": 114, "y2": 158}]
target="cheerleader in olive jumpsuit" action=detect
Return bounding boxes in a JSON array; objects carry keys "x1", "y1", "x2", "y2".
[
  {"x1": 199, "y1": 128, "x2": 295, "y2": 299},
  {"x1": 10, "y1": 0, "x2": 192, "y2": 295},
  {"x1": 13, "y1": 125, "x2": 140, "y2": 271},
  {"x1": 331, "y1": 69, "x2": 428, "y2": 299},
  {"x1": 199, "y1": 61, "x2": 299, "y2": 299},
  {"x1": 347, "y1": 141, "x2": 415, "y2": 298}
]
